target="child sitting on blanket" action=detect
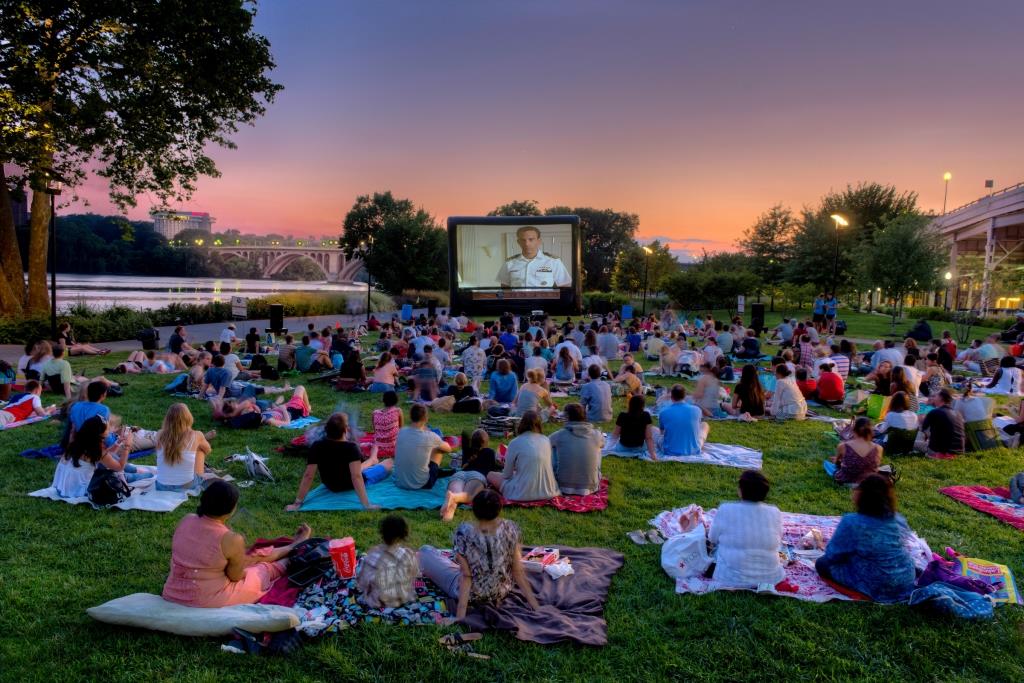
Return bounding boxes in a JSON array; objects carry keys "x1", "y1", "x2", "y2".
[{"x1": 357, "y1": 515, "x2": 419, "y2": 609}]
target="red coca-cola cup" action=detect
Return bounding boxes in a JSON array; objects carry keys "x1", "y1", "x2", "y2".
[{"x1": 328, "y1": 537, "x2": 357, "y2": 579}]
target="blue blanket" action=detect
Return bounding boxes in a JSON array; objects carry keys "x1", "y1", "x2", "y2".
[
  {"x1": 298, "y1": 476, "x2": 451, "y2": 511},
  {"x1": 19, "y1": 444, "x2": 155, "y2": 461},
  {"x1": 280, "y1": 416, "x2": 320, "y2": 430}
]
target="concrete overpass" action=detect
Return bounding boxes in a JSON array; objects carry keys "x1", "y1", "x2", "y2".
[
  {"x1": 211, "y1": 245, "x2": 364, "y2": 283},
  {"x1": 930, "y1": 181, "x2": 1024, "y2": 311}
]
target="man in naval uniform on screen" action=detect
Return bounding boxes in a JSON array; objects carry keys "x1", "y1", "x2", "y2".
[{"x1": 495, "y1": 225, "x2": 571, "y2": 288}]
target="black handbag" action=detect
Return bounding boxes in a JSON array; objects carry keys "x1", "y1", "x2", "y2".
[{"x1": 87, "y1": 469, "x2": 132, "y2": 507}]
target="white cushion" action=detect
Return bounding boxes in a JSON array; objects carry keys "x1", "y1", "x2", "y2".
[{"x1": 87, "y1": 593, "x2": 299, "y2": 636}]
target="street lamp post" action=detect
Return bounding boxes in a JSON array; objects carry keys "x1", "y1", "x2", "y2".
[
  {"x1": 829, "y1": 214, "x2": 848, "y2": 297},
  {"x1": 361, "y1": 236, "x2": 374, "y2": 323},
  {"x1": 38, "y1": 168, "x2": 69, "y2": 341},
  {"x1": 942, "y1": 171, "x2": 952, "y2": 214},
  {"x1": 641, "y1": 246, "x2": 653, "y2": 316},
  {"x1": 944, "y1": 271, "x2": 953, "y2": 311}
]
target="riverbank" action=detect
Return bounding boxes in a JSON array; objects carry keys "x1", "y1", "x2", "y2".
[{"x1": 0, "y1": 308, "x2": 428, "y2": 365}]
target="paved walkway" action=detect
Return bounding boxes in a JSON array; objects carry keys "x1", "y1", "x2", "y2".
[{"x1": 0, "y1": 308, "x2": 429, "y2": 365}]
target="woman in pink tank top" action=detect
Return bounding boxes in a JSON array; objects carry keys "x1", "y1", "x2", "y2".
[{"x1": 163, "y1": 481, "x2": 312, "y2": 607}]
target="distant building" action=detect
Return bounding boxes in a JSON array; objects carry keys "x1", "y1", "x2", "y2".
[{"x1": 152, "y1": 210, "x2": 214, "y2": 240}]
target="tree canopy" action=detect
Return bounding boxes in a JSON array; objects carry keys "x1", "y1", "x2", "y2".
[
  {"x1": 0, "y1": 0, "x2": 280, "y2": 316},
  {"x1": 340, "y1": 191, "x2": 448, "y2": 294},
  {"x1": 611, "y1": 240, "x2": 679, "y2": 295}
]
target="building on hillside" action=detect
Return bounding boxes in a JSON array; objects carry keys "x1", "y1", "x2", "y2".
[{"x1": 152, "y1": 210, "x2": 214, "y2": 241}]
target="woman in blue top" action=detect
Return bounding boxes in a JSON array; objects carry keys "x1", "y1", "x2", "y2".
[
  {"x1": 487, "y1": 358, "x2": 519, "y2": 403},
  {"x1": 815, "y1": 474, "x2": 917, "y2": 603}
]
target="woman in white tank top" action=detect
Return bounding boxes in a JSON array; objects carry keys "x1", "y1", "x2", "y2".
[{"x1": 156, "y1": 403, "x2": 212, "y2": 491}]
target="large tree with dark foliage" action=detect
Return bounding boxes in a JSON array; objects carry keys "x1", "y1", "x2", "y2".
[
  {"x1": 0, "y1": 0, "x2": 280, "y2": 316},
  {"x1": 545, "y1": 205, "x2": 639, "y2": 291},
  {"x1": 340, "y1": 191, "x2": 448, "y2": 294}
]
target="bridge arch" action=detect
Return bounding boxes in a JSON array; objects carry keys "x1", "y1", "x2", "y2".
[
  {"x1": 210, "y1": 246, "x2": 363, "y2": 283},
  {"x1": 263, "y1": 253, "x2": 329, "y2": 280}
]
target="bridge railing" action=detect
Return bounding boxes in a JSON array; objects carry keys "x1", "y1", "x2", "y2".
[{"x1": 940, "y1": 180, "x2": 1024, "y2": 218}]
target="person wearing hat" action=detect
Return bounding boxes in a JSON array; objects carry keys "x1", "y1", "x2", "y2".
[
  {"x1": 220, "y1": 324, "x2": 238, "y2": 345},
  {"x1": 495, "y1": 226, "x2": 571, "y2": 288}
]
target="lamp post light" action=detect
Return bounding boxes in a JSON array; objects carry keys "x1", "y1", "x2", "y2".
[
  {"x1": 361, "y1": 236, "x2": 374, "y2": 323},
  {"x1": 37, "y1": 167, "x2": 70, "y2": 341},
  {"x1": 829, "y1": 214, "x2": 848, "y2": 297},
  {"x1": 641, "y1": 246, "x2": 653, "y2": 316},
  {"x1": 942, "y1": 172, "x2": 952, "y2": 214},
  {"x1": 944, "y1": 271, "x2": 953, "y2": 311}
]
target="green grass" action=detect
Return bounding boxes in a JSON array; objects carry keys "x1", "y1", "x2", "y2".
[{"x1": 1, "y1": 332, "x2": 1023, "y2": 682}]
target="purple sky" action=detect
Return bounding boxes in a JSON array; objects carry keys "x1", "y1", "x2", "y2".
[{"x1": 68, "y1": 0, "x2": 1024, "y2": 260}]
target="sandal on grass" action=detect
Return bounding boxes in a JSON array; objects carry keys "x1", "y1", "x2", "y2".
[
  {"x1": 646, "y1": 529, "x2": 665, "y2": 545},
  {"x1": 440, "y1": 632, "x2": 489, "y2": 660},
  {"x1": 627, "y1": 530, "x2": 648, "y2": 545}
]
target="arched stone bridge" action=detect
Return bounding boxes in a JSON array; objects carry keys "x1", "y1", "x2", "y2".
[{"x1": 212, "y1": 245, "x2": 364, "y2": 283}]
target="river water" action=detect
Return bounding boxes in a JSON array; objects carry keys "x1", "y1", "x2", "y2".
[{"x1": 54, "y1": 274, "x2": 368, "y2": 311}]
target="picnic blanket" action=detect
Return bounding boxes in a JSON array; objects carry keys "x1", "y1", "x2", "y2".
[
  {"x1": 503, "y1": 478, "x2": 609, "y2": 513},
  {"x1": 0, "y1": 414, "x2": 53, "y2": 430},
  {"x1": 280, "y1": 416, "x2": 320, "y2": 430},
  {"x1": 19, "y1": 444, "x2": 155, "y2": 462},
  {"x1": 651, "y1": 507, "x2": 932, "y2": 603},
  {"x1": 293, "y1": 560, "x2": 451, "y2": 635},
  {"x1": 605, "y1": 443, "x2": 762, "y2": 470},
  {"x1": 28, "y1": 469, "x2": 193, "y2": 512},
  {"x1": 297, "y1": 476, "x2": 452, "y2": 511},
  {"x1": 460, "y1": 545, "x2": 624, "y2": 645},
  {"x1": 940, "y1": 486, "x2": 1024, "y2": 531}
]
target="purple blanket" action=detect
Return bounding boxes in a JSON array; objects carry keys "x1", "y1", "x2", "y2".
[{"x1": 460, "y1": 546, "x2": 624, "y2": 646}]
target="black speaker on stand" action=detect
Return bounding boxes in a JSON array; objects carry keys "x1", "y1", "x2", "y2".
[
  {"x1": 267, "y1": 303, "x2": 286, "y2": 336},
  {"x1": 750, "y1": 303, "x2": 766, "y2": 334}
]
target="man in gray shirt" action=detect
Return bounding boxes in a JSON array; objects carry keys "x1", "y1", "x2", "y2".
[
  {"x1": 549, "y1": 403, "x2": 603, "y2": 496},
  {"x1": 393, "y1": 404, "x2": 452, "y2": 490},
  {"x1": 579, "y1": 364, "x2": 613, "y2": 422}
]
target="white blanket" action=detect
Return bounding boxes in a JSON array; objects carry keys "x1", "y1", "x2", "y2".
[
  {"x1": 605, "y1": 442, "x2": 763, "y2": 469},
  {"x1": 27, "y1": 471, "x2": 220, "y2": 512}
]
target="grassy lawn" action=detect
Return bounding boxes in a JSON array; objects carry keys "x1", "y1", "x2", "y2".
[{"x1": 1, "y1": 326, "x2": 1022, "y2": 682}]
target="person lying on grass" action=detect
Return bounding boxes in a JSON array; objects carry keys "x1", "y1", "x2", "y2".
[
  {"x1": 815, "y1": 474, "x2": 917, "y2": 603},
  {"x1": 210, "y1": 387, "x2": 307, "y2": 429},
  {"x1": 201, "y1": 354, "x2": 292, "y2": 401},
  {"x1": 420, "y1": 489, "x2": 540, "y2": 620},
  {"x1": 0, "y1": 379, "x2": 56, "y2": 427},
  {"x1": 164, "y1": 480, "x2": 312, "y2": 608},
  {"x1": 286, "y1": 412, "x2": 389, "y2": 511}
]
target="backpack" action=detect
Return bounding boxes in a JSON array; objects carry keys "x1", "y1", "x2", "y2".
[
  {"x1": 260, "y1": 365, "x2": 280, "y2": 381},
  {"x1": 87, "y1": 469, "x2": 132, "y2": 507},
  {"x1": 286, "y1": 537, "x2": 333, "y2": 587}
]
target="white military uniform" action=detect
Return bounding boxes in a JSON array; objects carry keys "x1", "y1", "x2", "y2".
[{"x1": 496, "y1": 250, "x2": 571, "y2": 288}]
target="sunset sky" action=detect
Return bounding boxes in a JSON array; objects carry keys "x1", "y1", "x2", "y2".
[{"x1": 69, "y1": 0, "x2": 1024, "y2": 260}]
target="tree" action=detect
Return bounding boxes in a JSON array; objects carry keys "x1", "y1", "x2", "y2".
[
  {"x1": 737, "y1": 204, "x2": 797, "y2": 310},
  {"x1": 787, "y1": 183, "x2": 920, "y2": 294},
  {"x1": 856, "y1": 214, "x2": 945, "y2": 331},
  {"x1": 661, "y1": 261, "x2": 761, "y2": 314},
  {"x1": 0, "y1": 1, "x2": 280, "y2": 316},
  {"x1": 545, "y1": 206, "x2": 638, "y2": 291},
  {"x1": 340, "y1": 191, "x2": 448, "y2": 294},
  {"x1": 611, "y1": 240, "x2": 679, "y2": 295},
  {"x1": 488, "y1": 200, "x2": 540, "y2": 217}
]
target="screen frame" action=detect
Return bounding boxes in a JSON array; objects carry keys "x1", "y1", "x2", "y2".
[{"x1": 447, "y1": 214, "x2": 582, "y2": 315}]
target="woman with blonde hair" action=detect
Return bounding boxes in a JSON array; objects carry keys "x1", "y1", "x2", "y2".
[
  {"x1": 156, "y1": 403, "x2": 212, "y2": 491},
  {"x1": 26, "y1": 340, "x2": 54, "y2": 380},
  {"x1": 512, "y1": 368, "x2": 557, "y2": 419}
]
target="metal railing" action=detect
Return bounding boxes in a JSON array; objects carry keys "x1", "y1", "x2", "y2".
[{"x1": 940, "y1": 180, "x2": 1024, "y2": 219}]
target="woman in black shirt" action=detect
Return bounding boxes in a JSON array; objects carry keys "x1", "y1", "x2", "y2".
[
  {"x1": 440, "y1": 429, "x2": 500, "y2": 522},
  {"x1": 725, "y1": 364, "x2": 766, "y2": 417},
  {"x1": 610, "y1": 395, "x2": 657, "y2": 460}
]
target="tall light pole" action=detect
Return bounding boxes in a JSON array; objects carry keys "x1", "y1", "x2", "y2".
[
  {"x1": 943, "y1": 271, "x2": 953, "y2": 311},
  {"x1": 829, "y1": 214, "x2": 848, "y2": 297},
  {"x1": 942, "y1": 171, "x2": 952, "y2": 214},
  {"x1": 360, "y1": 236, "x2": 374, "y2": 323},
  {"x1": 641, "y1": 246, "x2": 653, "y2": 316},
  {"x1": 38, "y1": 168, "x2": 69, "y2": 341}
]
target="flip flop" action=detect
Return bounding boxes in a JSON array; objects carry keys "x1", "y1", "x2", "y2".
[
  {"x1": 646, "y1": 529, "x2": 665, "y2": 545},
  {"x1": 439, "y1": 632, "x2": 483, "y2": 647},
  {"x1": 627, "y1": 530, "x2": 648, "y2": 545}
]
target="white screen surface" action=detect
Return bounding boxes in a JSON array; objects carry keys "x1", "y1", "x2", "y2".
[{"x1": 455, "y1": 223, "x2": 573, "y2": 289}]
